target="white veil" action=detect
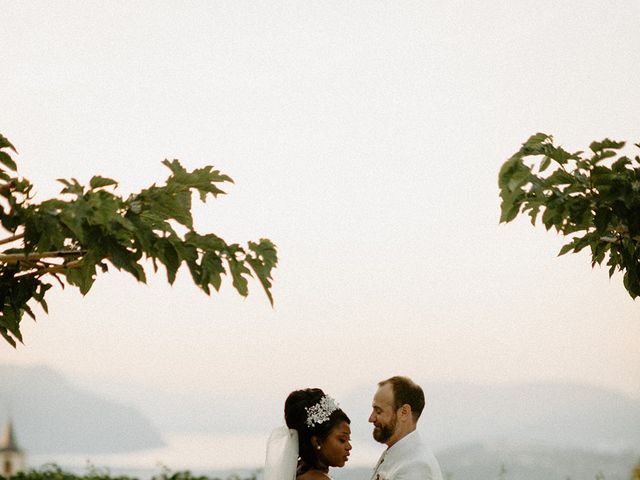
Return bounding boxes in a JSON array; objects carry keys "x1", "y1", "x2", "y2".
[{"x1": 264, "y1": 426, "x2": 299, "y2": 480}]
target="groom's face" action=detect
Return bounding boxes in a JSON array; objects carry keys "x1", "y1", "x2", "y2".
[{"x1": 368, "y1": 383, "x2": 399, "y2": 445}]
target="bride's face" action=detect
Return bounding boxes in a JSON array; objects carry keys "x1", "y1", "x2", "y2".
[{"x1": 317, "y1": 421, "x2": 352, "y2": 468}]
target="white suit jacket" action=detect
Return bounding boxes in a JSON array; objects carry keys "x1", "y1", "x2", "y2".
[{"x1": 371, "y1": 430, "x2": 443, "y2": 480}]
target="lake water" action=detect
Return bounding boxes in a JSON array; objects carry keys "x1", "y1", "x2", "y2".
[{"x1": 28, "y1": 432, "x2": 380, "y2": 478}]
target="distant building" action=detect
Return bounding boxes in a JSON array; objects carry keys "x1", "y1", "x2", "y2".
[{"x1": 0, "y1": 420, "x2": 25, "y2": 478}]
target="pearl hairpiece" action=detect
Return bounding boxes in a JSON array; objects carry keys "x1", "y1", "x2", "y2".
[{"x1": 305, "y1": 395, "x2": 340, "y2": 427}]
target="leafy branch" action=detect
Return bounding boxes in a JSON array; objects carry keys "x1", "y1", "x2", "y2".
[
  {"x1": 499, "y1": 132, "x2": 640, "y2": 299},
  {"x1": 0, "y1": 134, "x2": 277, "y2": 347}
]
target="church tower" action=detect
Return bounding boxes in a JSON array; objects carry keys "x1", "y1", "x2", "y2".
[{"x1": 0, "y1": 420, "x2": 25, "y2": 478}]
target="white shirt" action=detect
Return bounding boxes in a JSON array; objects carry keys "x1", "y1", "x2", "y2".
[{"x1": 371, "y1": 430, "x2": 443, "y2": 480}]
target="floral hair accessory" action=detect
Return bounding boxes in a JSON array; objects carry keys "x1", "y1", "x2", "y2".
[{"x1": 305, "y1": 395, "x2": 340, "y2": 427}]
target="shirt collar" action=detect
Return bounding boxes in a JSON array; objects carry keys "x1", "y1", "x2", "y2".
[{"x1": 386, "y1": 428, "x2": 420, "y2": 455}]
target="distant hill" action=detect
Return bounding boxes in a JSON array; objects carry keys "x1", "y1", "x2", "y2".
[
  {"x1": 435, "y1": 442, "x2": 639, "y2": 480},
  {"x1": 65, "y1": 376, "x2": 286, "y2": 434},
  {"x1": 71, "y1": 373, "x2": 640, "y2": 453},
  {"x1": 0, "y1": 365, "x2": 164, "y2": 454},
  {"x1": 73, "y1": 376, "x2": 640, "y2": 451},
  {"x1": 339, "y1": 380, "x2": 640, "y2": 452},
  {"x1": 330, "y1": 444, "x2": 639, "y2": 480},
  {"x1": 2, "y1": 366, "x2": 638, "y2": 477}
]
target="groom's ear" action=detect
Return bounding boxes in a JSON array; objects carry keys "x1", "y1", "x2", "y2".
[{"x1": 399, "y1": 404, "x2": 412, "y2": 420}]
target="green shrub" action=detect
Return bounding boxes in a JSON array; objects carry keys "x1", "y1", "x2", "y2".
[{"x1": 0, "y1": 464, "x2": 256, "y2": 480}]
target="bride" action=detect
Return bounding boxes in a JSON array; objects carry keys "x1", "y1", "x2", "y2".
[{"x1": 265, "y1": 388, "x2": 352, "y2": 480}]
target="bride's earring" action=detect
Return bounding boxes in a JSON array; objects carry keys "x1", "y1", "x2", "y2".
[{"x1": 316, "y1": 445, "x2": 321, "y2": 450}]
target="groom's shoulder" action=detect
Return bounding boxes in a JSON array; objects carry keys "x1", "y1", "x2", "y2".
[{"x1": 394, "y1": 453, "x2": 443, "y2": 480}]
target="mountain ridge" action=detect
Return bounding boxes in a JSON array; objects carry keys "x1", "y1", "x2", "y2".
[
  {"x1": 0, "y1": 365, "x2": 164, "y2": 454},
  {"x1": 70, "y1": 370, "x2": 640, "y2": 452},
  {"x1": 340, "y1": 380, "x2": 640, "y2": 451},
  {"x1": 2, "y1": 364, "x2": 639, "y2": 459}
]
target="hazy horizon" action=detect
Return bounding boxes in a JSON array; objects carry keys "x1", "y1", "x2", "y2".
[{"x1": 2, "y1": 363, "x2": 639, "y2": 475}]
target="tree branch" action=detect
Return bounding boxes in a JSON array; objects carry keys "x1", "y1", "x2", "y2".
[
  {"x1": 15, "y1": 259, "x2": 84, "y2": 278},
  {"x1": 0, "y1": 232, "x2": 24, "y2": 246},
  {"x1": 0, "y1": 250, "x2": 84, "y2": 265},
  {"x1": 600, "y1": 236, "x2": 620, "y2": 244}
]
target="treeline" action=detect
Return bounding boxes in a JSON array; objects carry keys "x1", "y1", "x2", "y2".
[{"x1": 1, "y1": 465, "x2": 257, "y2": 480}]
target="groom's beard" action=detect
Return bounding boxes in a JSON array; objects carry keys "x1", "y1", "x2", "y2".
[{"x1": 372, "y1": 413, "x2": 397, "y2": 444}]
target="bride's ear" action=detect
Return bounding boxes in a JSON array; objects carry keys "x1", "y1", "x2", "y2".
[{"x1": 310, "y1": 435, "x2": 321, "y2": 450}]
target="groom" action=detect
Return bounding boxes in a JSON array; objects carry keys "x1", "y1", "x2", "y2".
[{"x1": 369, "y1": 376, "x2": 443, "y2": 480}]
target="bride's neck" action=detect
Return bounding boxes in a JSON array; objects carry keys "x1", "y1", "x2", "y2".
[{"x1": 296, "y1": 468, "x2": 331, "y2": 480}]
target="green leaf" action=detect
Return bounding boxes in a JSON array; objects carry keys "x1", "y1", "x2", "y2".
[
  {"x1": 594, "y1": 150, "x2": 617, "y2": 162},
  {"x1": 228, "y1": 257, "x2": 250, "y2": 297},
  {"x1": 0, "y1": 328, "x2": 17, "y2": 348},
  {"x1": 611, "y1": 156, "x2": 632, "y2": 173},
  {"x1": 543, "y1": 145, "x2": 573, "y2": 165},
  {"x1": 497, "y1": 154, "x2": 524, "y2": 190},
  {"x1": 247, "y1": 239, "x2": 278, "y2": 305},
  {"x1": 590, "y1": 139, "x2": 625, "y2": 153},
  {"x1": 162, "y1": 158, "x2": 189, "y2": 177},
  {"x1": 22, "y1": 302, "x2": 36, "y2": 321},
  {"x1": 499, "y1": 199, "x2": 521, "y2": 224},
  {"x1": 545, "y1": 169, "x2": 575, "y2": 186},
  {"x1": 162, "y1": 241, "x2": 180, "y2": 284},
  {"x1": 0, "y1": 307, "x2": 24, "y2": 344},
  {"x1": 136, "y1": 187, "x2": 194, "y2": 229},
  {"x1": 34, "y1": 283, "x2": 51, "y2": 313},
  {"x1": 108, "y1": 241, "x2": 147, "y2": 283},
  {"x1": 527, "y1": 205, "x2": 541, "y2": 225},
  {"x1": 593, "y1": 208, "x2": 612, "y2": 234},
  {"x1": 163, "y1": 162, "x2": 233, "y2": 203},
  {"x1": 539, "y1": 157, "x2": 551, "y2": 173},
  {"x1": 57, "y1": 178, "x2": 84, "y2": 195},
  {"x1": 523, "y1": 132, "x2": 551, "y2": 148},
  {"x1": 89, "y1": 176, "x2": 118, "y2": 190},
  {"x1": 0, "y1": 151, "x2": 17, "y2": 171},
  {"x1": 199, "y1": 251, "x2": 225, "y2": 294},
  {"x1": 557, "y1": 242, "x2": 575, "y2": 256},
  {"x1": 568, "y1": 199, "x2": 590, "y2": 226},
  {"x1": 0, "y1": 134, "x2": 18, "y2": 153},
  {"x1": 64, "y1": 259, "x2": 97, "y2": 295}
]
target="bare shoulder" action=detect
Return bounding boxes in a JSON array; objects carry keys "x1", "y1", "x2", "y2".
[{"x1": 297, "y1": 471, "x2": 330, "y2": 480}]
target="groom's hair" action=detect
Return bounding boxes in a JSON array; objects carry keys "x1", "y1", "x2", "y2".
[{"x1": 379, "y1": 376, "x2": 425, "y2": 421}]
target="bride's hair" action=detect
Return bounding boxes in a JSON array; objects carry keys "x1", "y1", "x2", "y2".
[{"x1": 284, "y1": 388, "x2": 350, "y2": 473}]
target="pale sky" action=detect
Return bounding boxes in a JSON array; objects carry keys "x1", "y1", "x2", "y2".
[{"x1": 1, "y1": 0, "x2": 639, "y2": 410}]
